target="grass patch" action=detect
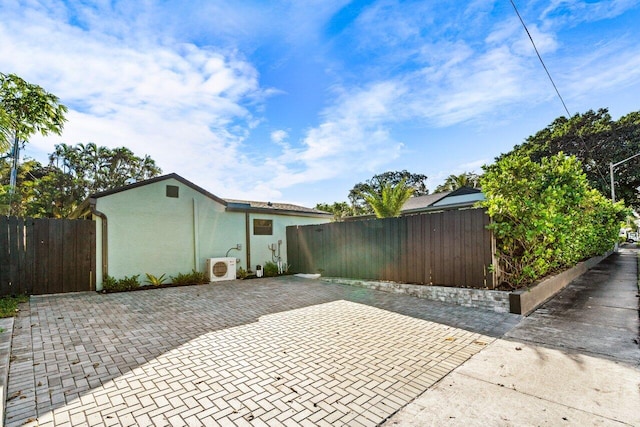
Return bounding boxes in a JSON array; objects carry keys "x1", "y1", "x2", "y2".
[{"x1": 0, "y1": 295, "x2": 29, "y2": 318}]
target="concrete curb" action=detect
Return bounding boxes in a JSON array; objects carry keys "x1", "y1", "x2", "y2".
[
  {"x1": 0, "y1": 317, "x2": 14, "y2": 427},
  {"x1": 508, "y1": 251, "x2": 613, "y2": 315}
]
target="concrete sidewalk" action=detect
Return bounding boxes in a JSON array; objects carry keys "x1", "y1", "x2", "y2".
[{"x1": 386, "y1": 247, "x2": 640, "y2": 426}]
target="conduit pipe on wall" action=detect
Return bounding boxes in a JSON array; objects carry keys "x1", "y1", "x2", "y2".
[
  {"x1": 245, "y1": 212, "x2": 251, "y2": 270},
  {"x1": 193, "y1": 198, "x2": 200, "y2": 271}
]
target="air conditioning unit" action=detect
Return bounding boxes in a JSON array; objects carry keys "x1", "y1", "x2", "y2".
[{"x1": 206, "y1": 257, "x2": 237, "y2": 282}]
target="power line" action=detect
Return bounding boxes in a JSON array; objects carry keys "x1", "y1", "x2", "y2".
[
  {"x1": 509, "y1": 1, "x2": 613, "y2": 191},
  {"x1": 509, "y1": 0, "x2": 572, "y2": 117}
]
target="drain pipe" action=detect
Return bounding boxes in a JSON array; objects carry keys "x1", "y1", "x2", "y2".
[{"x1": 88, "y1": 198, "x2": 108, "y2": 282}]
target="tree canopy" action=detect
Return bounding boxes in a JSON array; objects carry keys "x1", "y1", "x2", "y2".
[
  {"x1": 360, "y1": 178, "x2": 414, "y2": 218},
  {"x1": 434, "y1": 172, "x2": 481, "y2": 193},
  {"x1": 348, "y1": 170, "x2": 427, "y2": 215},
  {"x1": 481, "y1": 151, "x2": 626, "y2": 288},
  {"x1": 501, "y1": 108, "x2": 640, "y2": 209},
  {"x1": 1, "y1": 143, "x2": 162, "y2": 218},
  {"x1": 0, "y1": 73, "x2": 68, "y2": 144}
]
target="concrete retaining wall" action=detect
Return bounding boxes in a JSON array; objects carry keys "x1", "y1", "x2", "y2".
[
  {"x1": 321, "y1": 278, "x2": 510, "y2": 313},
  {"x1": 508, "y1": 251, "x2": 613, "y2": 315}
]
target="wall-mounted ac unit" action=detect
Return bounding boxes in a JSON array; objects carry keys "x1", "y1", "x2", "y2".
[{"x1": 206, "y1": 257, "x2": 237, "y2": 282}]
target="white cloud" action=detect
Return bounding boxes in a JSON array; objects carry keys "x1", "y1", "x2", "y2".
[
  {"x1": 541, "y1": 0, "x2": 640, "y2": 25},
  {"x1": 270, "y1": 130, "x2": 289, "y2": 146},
  {"x1": 0, "y1": 1, "x2": 274, "y2": 198},
  {"x1": 3, "y1": 0, "x2": 640, "y2": 208}
]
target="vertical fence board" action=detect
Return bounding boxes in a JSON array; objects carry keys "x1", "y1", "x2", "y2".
[
  {"x1": 0, "y1": 217, "x2": 96, "y2": 296},
  {"x1": 287, "y1": 208, "x2": 493, "y2": 288},
  {"x1": 0, "y1": 218, "x2": 10, "y2": 295}
]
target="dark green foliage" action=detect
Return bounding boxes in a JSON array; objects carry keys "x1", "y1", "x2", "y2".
[
  {"x1": 0, "y1": 142, "x2": 161, "y2": 217},
  {"x1": 170, "y1": 272, "x2": 193, "y2": 286},
  {"x1": 102, "y1": 274, "x2": 140, "y2": 292},
  {"x1": 0, "y1": 295, "x2": 29, "y2": 318},
  {"x1": 481, "y1": 152, "x2": 628, "y2": 289},
  {"x1": 263, "y1": 261, "x2": 280, "y2": 277},
  {"x1": 237, "y1": 266, "x2": 248, "y2": 279},
  {"x1": 170, "y1": 270, "x2": 208, "y2": 286},
  {"x1": 361, "y1": 178, "x2": 414, "y2": 218},
  {"x1": 0, "y1": 73, "x2": 68, "y2": 151},
  {"x1": 348, "y1": 170, "x2": 428, "y2": 215},
  {"x1": 315, "y1": 201, "x2": 355, "y2": 221},
  {"x1": 501, "y1": 108, "x2": 640, "y2": 209},
  {"x1": 434, "y1": 172, "x2": 481, "y2": 193}
]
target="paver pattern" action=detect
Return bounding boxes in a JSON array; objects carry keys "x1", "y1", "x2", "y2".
[{"x1": 5, "y1": 277, "x2": 520, "y2": 426}]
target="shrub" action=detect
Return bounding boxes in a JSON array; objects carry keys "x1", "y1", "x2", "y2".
[
  {"x1": 481, "y1": 152, "x2": 627, "y2": 289},
  {"x1": 102, "y1": 275, "x2": 118, "y2": 291},
  {"x1": 119, "y1": 275, "x2": 141, "y2": 291},
  {"x1": 263, "y1": 261, "x2": 280, "y2": 277},
  {"x1": 237, "y1": 266, "x2": 248, "y2": 279},
  {"x1": 171, "y1": 270, "x2": 208, "y2": 286},
  {"x1": 171, "y1": 272, "x2": 193, "y2": 286},
  {"x1": 145, "y1": 273, "x2": 167, "y2": 286},
  {"x1": 0, "y1": 295, "x2": 29, "y2": 318},
  {"x1": 189, "y1": 270, "x2": 208, "y2": 284},
  {"x1": 102, "y1": 274, "x2": 140, "y2": 292}
]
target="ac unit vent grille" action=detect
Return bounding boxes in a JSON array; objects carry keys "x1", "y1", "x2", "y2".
[
  {"x1": 212, "y1": 261, "x2": 228, "y2": 278},
  {"x1": 206, "y1": 257, "x2": 237, "y2": 282}
]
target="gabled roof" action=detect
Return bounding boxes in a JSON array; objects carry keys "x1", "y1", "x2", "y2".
[
  {"x1": 88, "y1": 173, "x2": 228, "y2": 205},
  {"x1": 224, "y1": 199, "x2": 330, "y2": 216},
  {"x1": 343, "y1": 187, "x2": 483, "y2": 221},
  {"x1": 401, "y1": 192, "x2": 451, "y2": 212},
  {"x1": 70, "y1": 173, "x2": 331, "y2": 218},
  {"x1": 401, "y1": 187, "x2": 483, "y2": 214}
]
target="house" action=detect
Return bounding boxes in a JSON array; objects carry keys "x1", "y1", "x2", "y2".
[
  {"x1": 344, "y1": 187, "x2": 485, "y2": 221},
  {"x1": 400, "y1": 187, "x2": 485, "y2": 215},
  {"x1": 70, "y1": 173, "x2": 332, "y2": 290}
]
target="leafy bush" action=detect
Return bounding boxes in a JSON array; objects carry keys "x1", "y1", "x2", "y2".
[
  {"x1": 263, "y1": 261, "x2": 280, "y2": 277},
  {"x1": 103, "y1": 274, "x2": 141, "y2": 292},
  {"x1": 481, "y1": 152, "x2": 627, "y2": 289},
  {"x1": 145, "y1": 273, "x2": 167, "y2": 286},
  {"x1": 170, "y1": 270, "x2": 208, "y2": 285},
  {"x1": 237, "y1": 266, "x2": 248, "y2": 279},
  {"x1": 189, "y1": 270, "x2": 208, "y2": 284},
  {"x1": 0, "y1": 295, "x2": 29, "y2": 318},
  {"x1": 102, "y1": 275, "x2": 118, "y2": 291},
  {"x1": 171, "y1": 272, "x2": 193, "y2": 286}
]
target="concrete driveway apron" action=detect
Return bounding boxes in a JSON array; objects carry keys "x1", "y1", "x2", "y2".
[{"x1": 5, "y1": 277, "x2": 520, "y2": 427}]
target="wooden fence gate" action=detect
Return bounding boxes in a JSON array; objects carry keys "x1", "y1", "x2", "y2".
[
  {"x1": 287, "y1": 208, "x2": 495, "y2": 289},
  {"x1": 0, "y1": 217, "x2": 96, "y2": 296}
]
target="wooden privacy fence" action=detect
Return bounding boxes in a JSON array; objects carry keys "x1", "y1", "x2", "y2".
[
  {"x1": 0, "y1": 217, "x2": 96, "y2": 296},
  {"x1": 287, "y1": 208, "x2": 495, "y2": 289}
]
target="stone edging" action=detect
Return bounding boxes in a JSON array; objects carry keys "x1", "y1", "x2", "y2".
[
  {"x1": 0, "y1": 317, "x2": 14, "y2": 426},
  {"x1": 508, "y1": 251, "x2": 613, "y2": 315},
  {"x1": 320, "y1": 278, "x2": 510, "y2": 313}
]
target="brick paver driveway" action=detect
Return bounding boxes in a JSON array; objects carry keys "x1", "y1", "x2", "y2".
[{"x1": 5, "y1": 277, "x2": 520, "y2": 426}]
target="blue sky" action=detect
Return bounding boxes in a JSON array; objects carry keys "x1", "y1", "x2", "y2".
[{"x1": 1, "y1": 0, "x2": 640, "y2": 207}]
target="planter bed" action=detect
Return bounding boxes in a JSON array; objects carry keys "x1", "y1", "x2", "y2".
[{"x1": 508, "y1": 250, "x2": 613, "y2": 315}]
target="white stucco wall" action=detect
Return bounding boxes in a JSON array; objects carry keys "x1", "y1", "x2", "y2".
[
  {"x1": 93, "y1": 177, "x2": 331, "y2": 289},
  {"x1": 248, "y1": 213, "x2": 329, "y2": 273},
  {"x1": 95, "y1": 178, "x2": 244, "y2": 289}
]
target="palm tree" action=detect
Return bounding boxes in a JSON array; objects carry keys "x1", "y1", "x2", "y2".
[
  {"x1": 434, "y1": 172, "x2": 481, "y2": 193},
  {"x1": 361, "y1": 178, "x2": 414, "y2": 218}
]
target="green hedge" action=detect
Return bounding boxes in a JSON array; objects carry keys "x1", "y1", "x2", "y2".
[{"x1": 480, "y1": 152, "x2": 627, "y2": 289}]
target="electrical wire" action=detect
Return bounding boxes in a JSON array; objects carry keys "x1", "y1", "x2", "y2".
[
  {"x1": 509, "y1": 0, "x2": 611, "y2": 190},
  {"x1": 509, "y1": 0, "x2": 572, "y2": 118}
]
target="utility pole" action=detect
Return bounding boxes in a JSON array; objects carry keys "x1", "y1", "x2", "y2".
[
  {"x1": 609, "y1": 152, "x2": 640, "y2": 203},
  {"x1": 610, "y1": 152, "x2": 640, "y2": 252}
]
